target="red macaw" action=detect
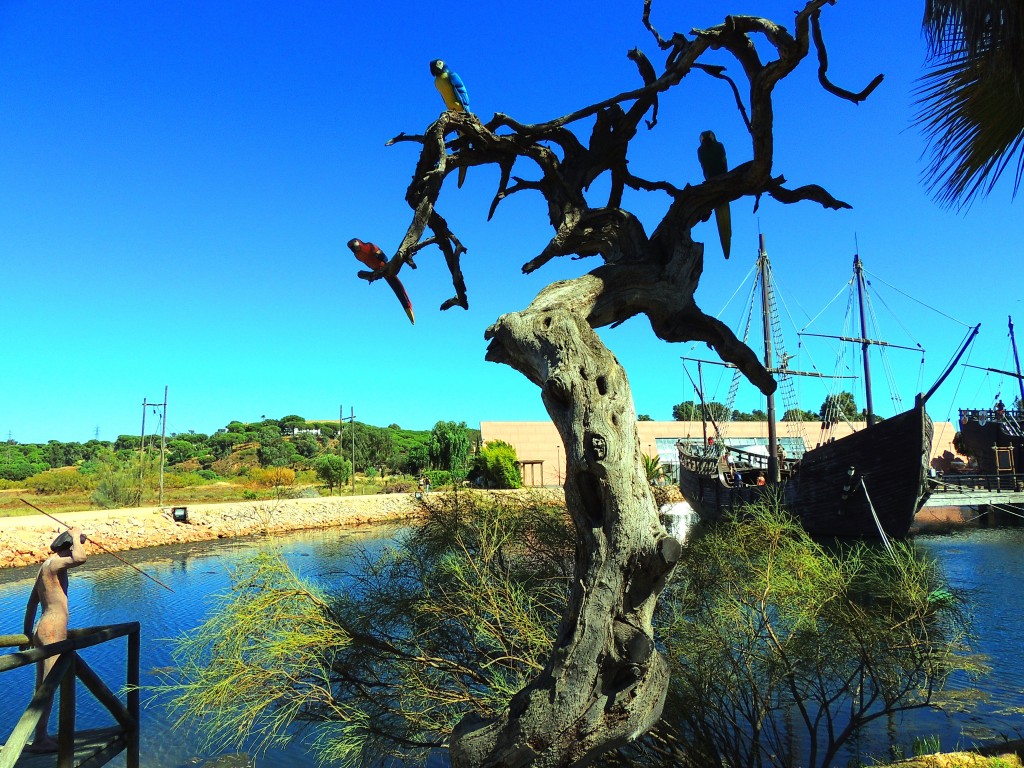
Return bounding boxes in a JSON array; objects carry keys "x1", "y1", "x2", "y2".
[{"x1": 347, "y1": 238, "x2": 415, "y2": 325}]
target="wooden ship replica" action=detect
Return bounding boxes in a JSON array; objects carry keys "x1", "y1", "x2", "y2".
[{"x1": 677, "y1": 235, "x2": 976, "y2": 539}]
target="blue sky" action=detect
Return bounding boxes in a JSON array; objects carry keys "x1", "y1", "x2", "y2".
[{"x1": 1, "y1": 0, "x2": 1021, "y2": 444}]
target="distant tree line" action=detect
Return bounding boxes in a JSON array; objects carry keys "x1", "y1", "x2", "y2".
[
  {"x1": 0, "y1": 415, "x2": 483, "y2": 484},
  {"x1": 671, "y1": 391, "x2": 870, "y2": 424},
  {"x1": 0, "y1": 395, "x2": 886, "y2": 487}
]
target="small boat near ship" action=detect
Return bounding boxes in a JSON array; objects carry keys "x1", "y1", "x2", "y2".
[{"x1": 677, "y1": 235, "x2": 978, "y2": 539}]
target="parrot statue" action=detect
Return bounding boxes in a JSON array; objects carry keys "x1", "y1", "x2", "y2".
[
  {"x1": 429, "y1": 59, "x2": 470, "y2": 113},
  {"x1": 429, "y1": 59, "x2": 471, "y2": 188},
  {"x1": 347, "y1": 238, "x2": 415, "y2": 325},
  {"x1": 697, "y1": 130, "x2": 732, "y2": 260}
]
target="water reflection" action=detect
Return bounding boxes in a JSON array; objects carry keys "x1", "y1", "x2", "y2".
[
  {"x1": 0, "y1": 525, "x2": 403, "y2": 768},
  {"x1": 914, "y1": 529, "x2": 1024, "y2": 745},
  {"x1": 1, "y1": 524, "x2": 1022, "y2": 766}
]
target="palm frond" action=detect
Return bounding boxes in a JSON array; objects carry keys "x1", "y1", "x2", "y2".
[
  {"x1": 923, "y1": 0, "x2": 1024, "y2": 59},
  {"x1": 914, "y1": 48, "x2": 1024, "y2": 208}
]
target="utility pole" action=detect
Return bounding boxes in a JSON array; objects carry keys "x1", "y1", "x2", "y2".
[
  {"x1": 139, "y1": 400, "x2": 148, "y2": 506},
  {"x1": 158, "y1": 386, "x2": 168, "y2": 507},
  {"x1": 140, "y1": 388, "x2": 169, "y2": 507},
  {"x1": 340, "y1": 405, "x2": 356, "y2": 495}
]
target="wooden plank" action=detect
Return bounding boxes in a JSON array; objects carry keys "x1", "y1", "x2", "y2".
[
  {"x1": 4, "y1": 727, "x2": 125, "y2": 768},
  {"x1": 125, "y1": 629, "x2": 139, "y2": 768},
  {"x1": 56, "y1": 655, "x2": 75, "y2": 768},
  {"x1": 0, "y1": 652, "x2": 74, "y2": 768},
  {"x1": 0, "y1": 624, "x2": 140, "y2": 768},
  {"x1": 74, "y1": 661, "x2": 132, "y2": 731},
  {"x1": 0, "y1": 625, "x2": 139, "y2": 676},
  {"x1": 70, "y1": 733, "x2": 127, "y2": 768}
]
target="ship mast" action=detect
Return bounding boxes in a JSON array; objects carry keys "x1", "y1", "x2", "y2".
[
  {"x1": 758, "y1": 235, "x2": 780, "y2": 482},
  {"x1": 698, "y1": 361, "x2": 708, "y2": 448},
  {"x1": 854, "y1": 252, "x2": 875, "y2": 427},
  {"x1": 1011, "y1": 316, "x2": 1024, "y2": 410}
]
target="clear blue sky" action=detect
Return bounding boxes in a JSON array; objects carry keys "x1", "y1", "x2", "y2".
[{"x1": 1, "y1": 0, "x2": 1021, "y2": 444}]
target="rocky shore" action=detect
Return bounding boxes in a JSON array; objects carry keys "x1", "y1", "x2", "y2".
[{"x1": 0, "y1": 494, "x2": 423, "y2": 569}]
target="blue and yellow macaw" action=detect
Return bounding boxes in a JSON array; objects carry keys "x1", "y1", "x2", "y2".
[
  {"x1": 697, "y1": 130, "x2": 732, "y2": 260},
  {"x1": 430, "y1": 59, "x2": 470, "y2": 112},
  {"x1": 429, "y1": 59, "x2": 471, "y2": 187},
  {"x1": 347, "y1": 238, "x2": 415, "y2": 325}
]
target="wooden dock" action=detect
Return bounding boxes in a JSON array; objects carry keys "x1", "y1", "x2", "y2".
[
  {"x1": 0, "y1": 623, "x2": 139, "y2": 768},
  {"x1": 915, "y1": 473, "x2": 1024, "y2": 531},
  {"x1": 7, "y1": 728, "x2": 126, "y2": 768},
  {"x1": 923, "y1": 472, "x2": 1024, "y2": 508}
]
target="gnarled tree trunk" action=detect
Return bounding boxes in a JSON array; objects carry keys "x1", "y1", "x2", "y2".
[{"x1": 447, "y1": 277, "x2": 682, "y2": 767}]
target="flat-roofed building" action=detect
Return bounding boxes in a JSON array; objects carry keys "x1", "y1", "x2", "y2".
[{"x1": 480, "y1": 419, "x2": 959, "y2": 487}]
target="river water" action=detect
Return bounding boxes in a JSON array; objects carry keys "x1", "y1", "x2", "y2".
[{"x1": 1, "y1": 524, "x2": 1022, "y2": 767}]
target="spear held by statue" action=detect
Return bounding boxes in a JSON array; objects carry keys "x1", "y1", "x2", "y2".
[{"x1": 19, "y1": 498, "x2": 175, "y2": 592}]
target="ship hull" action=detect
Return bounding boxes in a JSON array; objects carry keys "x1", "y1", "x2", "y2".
[
  {"x1": 957, "y1": 409, "x2": 1024, "y2": 475},
  {"x1": 679, "y1": 404, "x2": 933, "y2": 539}
]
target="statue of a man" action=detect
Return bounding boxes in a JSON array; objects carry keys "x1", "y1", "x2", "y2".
[{"x1": 22, "y1": 527, "x2": 88, "y2": 753}]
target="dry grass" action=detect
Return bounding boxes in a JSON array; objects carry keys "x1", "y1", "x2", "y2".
[
  {"x1": 884, "y1": 755, "x2": 1021, "y2": 767},
  {"x1": 880, "y1": 741, "x2": 1024, "y2": 768},
  {"x1": 0, "y1": 475, "x2": 402, "y2": 517},
  {"x1": 0, "y1": 482, "x2": 253, "y2": 516}
]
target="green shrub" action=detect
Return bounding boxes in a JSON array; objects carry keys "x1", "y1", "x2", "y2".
[
  {"x1": 250, "y1": 467, "x2": 296, "y2": 488},
  {"x1": 153, "y1": 496, "x2": 977, "y2": 768},
  {"x1": 381, "y1": 479, "x2": 416, "y2": 494},
  {"x1": 0, "y1": 460, "x2": 45, "y2": 482},
  {"x1": 424, "y1": 469, "x2": 451, "y2": 488},
  {"x1": 641, "y1": 453, "x2": 665, "y2": 485},
  {"x1": 479, "y1": 440, "x2": 522, "y2": 489},
  {"x1": 313, "y1": 454, "x2": 351, "y2": 494},
  {"x1": 156, "y1": 492, "x2": 571, "y2": 765},
  {"x1": 650, "y1": 501, "x2": 980, "y2": 768},
  {"x1": 26, "y1": 467, "x2": 92, "y2": 495},
  {"x1": 91, "y1": 463, "x2": 142, "y2": 509}
]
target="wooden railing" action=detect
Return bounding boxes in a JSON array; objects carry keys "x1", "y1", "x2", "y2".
[
  {"x1": 930, "y1": 473, "x2": 1024, "y2": 494},
  {"x1": 0, "y1": 622, "x2": 140, "y2": 768}
]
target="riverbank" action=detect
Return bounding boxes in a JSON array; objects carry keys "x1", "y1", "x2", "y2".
[
  {"x1": 882, "y1": 742, "x2": 1024, "y2": 767},
  {"x1": 1, "y1": 490, "x2": 1001, "y2": 570},
  {"x1": 0, "y1": 493, "x2": 423, "y2": 569}
]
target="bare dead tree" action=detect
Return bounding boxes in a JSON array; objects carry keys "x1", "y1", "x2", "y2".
[{"x1": 360, "y1": 2, "x2": 882, "y2": 765}]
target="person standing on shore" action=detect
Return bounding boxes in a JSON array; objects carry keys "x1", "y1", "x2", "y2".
[{"x1": 22, "y1": 527, "x2": 88, "y2": 752}]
